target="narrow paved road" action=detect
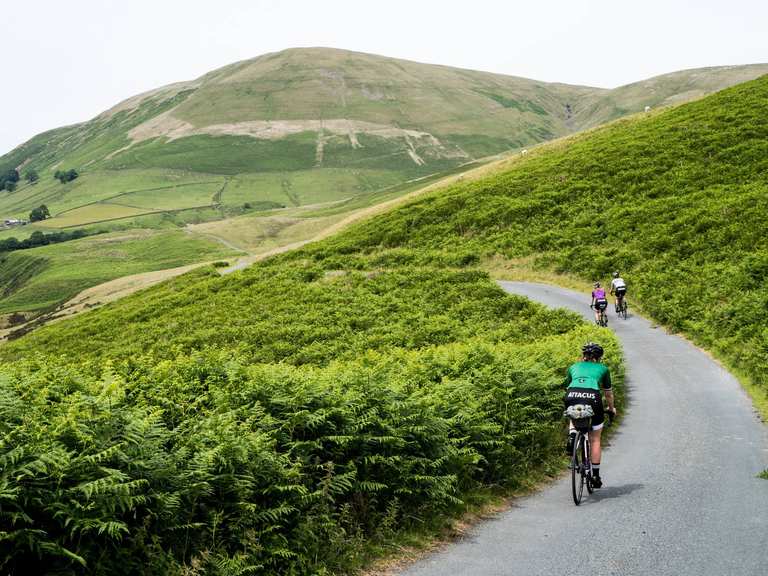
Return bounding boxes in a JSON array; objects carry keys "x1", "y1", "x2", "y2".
[{"x1": 401, "y1": 282, "x2": 768, "y2": 576}]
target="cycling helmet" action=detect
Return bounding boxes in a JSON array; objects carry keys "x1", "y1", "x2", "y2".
[
  {"x1": 612, "y1": 271, "x2": 619, "y2": 278},
  {"x1": 582, "y1": 342, "x2": 604, "y2": 360},
  {"x1": 593, "y1": 281, "x2": 601, "y2": 288}
]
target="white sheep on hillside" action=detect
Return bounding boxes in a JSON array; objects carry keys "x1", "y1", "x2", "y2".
[{"x1": 644, "y1": 105, "x2": 651, "y2": 113}]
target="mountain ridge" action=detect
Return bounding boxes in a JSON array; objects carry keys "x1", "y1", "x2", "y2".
[{"x1": 5, "y1": 48, "x2": 767, "y2": 175}]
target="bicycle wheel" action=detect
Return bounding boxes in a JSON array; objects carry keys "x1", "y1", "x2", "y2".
[
  {"x1": 585, "y1": 436, "x2": 594, "y2": 494},
  {"x1": 571, "y1": 434, "x2": 585, "y2": 505},
  {"x1": 621, "y1": 301, "x2": 628, "y2": 319}
]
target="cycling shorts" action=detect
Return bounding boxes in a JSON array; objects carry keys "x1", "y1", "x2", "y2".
[
  {"x1": 595, "y1": 298, "x2": 608, "y2": 311},
  {"x1": 615, "y1": 287, "x2": 627, "y2": 297},
  {"x1": 564, "y1": 388, "x2": 605, "y2": 430}
]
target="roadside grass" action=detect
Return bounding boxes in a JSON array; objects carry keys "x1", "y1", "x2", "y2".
[
  {"x1": 0, "y1": 229, "x2": 237, "y2": 314},
  {"x1": 483, "y1": 255, "x2": 592, "y2": 293}
]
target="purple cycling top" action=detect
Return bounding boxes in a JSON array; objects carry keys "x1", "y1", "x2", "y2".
[{"x1": 592, "y1": 288, "x2": 606, "y2": 299}]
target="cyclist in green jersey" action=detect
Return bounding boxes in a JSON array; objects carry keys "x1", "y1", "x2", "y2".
[{"x1": 564, "y1": 342, "x2": 617, "y2": 488}]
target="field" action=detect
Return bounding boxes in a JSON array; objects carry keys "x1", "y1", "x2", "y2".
[{"x1": 0, "y1": 229, "x2": 238, "y2": 315}]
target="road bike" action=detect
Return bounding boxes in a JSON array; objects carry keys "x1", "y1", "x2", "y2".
[
  {"x1": 617, "y1": 298, "x2": 628, "y2": 319},
  {"x1": 614, "y1": 293, "x2": 628, "y2": 319},
  {"x1": 591, "y1": 304, "x2": 608, "y2": 327},
  {"x1": 565, "y1": 404, "x2": 594, "y2": 505}
]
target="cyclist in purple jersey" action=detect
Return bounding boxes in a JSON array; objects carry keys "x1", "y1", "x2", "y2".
[{"x1": 590, "y1": 282, "x2": 608, "y2": 324}]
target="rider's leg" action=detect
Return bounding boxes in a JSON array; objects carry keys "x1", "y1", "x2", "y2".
[
  {"x1": 589, "y1": 428, "x2": 602, "y2": 469},
  {"x1": 589, "y1": 428, "x2": 603, "y2": 486},
  {"x1": 565, "y1": 421, "x2": 577, "y2": 453}
]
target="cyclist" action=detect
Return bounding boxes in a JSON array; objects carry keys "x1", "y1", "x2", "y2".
[
  {"x1": 590, "y1": 282, "x2": 608, "y2": 325},
  {"x1": 610, "y1": 271, "x2": 627, "y2": 313},
  {"x1": 564, "y1": 342, "x2": 616, "y2": 488}
]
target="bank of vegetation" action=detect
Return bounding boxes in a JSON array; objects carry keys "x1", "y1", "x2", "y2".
[{"x1": 0, "y1": 263, "x2": 621, "y2": 574}]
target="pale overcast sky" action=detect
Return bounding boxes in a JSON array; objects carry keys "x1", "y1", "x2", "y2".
[{"x1": 2, "y1": 0, "x2": 766, "y2": 155}]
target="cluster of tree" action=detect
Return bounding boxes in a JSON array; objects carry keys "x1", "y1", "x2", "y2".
[
  {"x1": 29, "y1": 204, "x2": 50, "y2": 222},
  {"x1": 0, "y1": 229, "x2": 90, "y2": 253},
  {"x1": 25, "y1": 169, "x2": 39, "y2": 183},
  {"x1": 1, "y1": 169, "x2": 19, "y2": 192},
  {"x1": 53, "y1": 169, "x2": 78, "y2": 183}
]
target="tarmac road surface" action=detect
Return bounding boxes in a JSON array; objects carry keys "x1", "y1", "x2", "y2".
[{"x1": 399, "y1": 282, "x2": 768, "y2": 576}]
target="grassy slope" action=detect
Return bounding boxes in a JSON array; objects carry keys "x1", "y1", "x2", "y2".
[
  {"x1": 4, "y1": 50, "x2": 764, "y2": 227},
  {"x1": 295, "y1": 75, "x2": 768, "y2": 402},
  {"x1": 0, "y1": 230, "x2": 237, "y2": 315},
  {"x1": 8, "y1": 76, "x2": 768, "y2": 371},
  {"x1": 0, "y1": 51, "x2": 765, "y2": 319},
  {"x1": 574, "y1": 63, "x2": 768, "y2": 129}
]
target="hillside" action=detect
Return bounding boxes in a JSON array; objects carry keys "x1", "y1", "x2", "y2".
[
  {"x1": 8, "y1": 74, "x2": 768, "y2": 373},
  {"x1": 1, "y1": 47, "x2": 606, "y2": 228},
  {"x1": 0, "y1": 49, "x2": 765, "y2": 320},
  {"x1": 3, "y1": 68, "x2": 768, "y2": 575}
]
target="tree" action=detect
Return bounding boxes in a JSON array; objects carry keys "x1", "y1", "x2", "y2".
[
  {"x1": 29, "y1": 204, "x2": 50, "y2": 222},
  {"x1": 54, "y1": 168, "x2": 79, "y2": 183},
  {"x1": 0, "y1": 168, "x2": 19, "y2": 191},
  {"x1": 25, "y1": 169, "x2": 39, "y2": 184}
]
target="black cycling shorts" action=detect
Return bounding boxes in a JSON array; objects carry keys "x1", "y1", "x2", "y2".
[
  {"x1": 615, "y1": 287, "x2": 627, "y2": 297},
  {"x1": 595, "y1": 298, "x2": 608, "y2": 311},
  {"x1": 564, "y1": 387, "x2": 605, "y2": 430}
]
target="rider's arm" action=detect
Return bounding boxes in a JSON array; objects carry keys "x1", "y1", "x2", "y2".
[
  {"x1": 601, "y1": 370, "x2": 616, "y2": 413},
  {"x1": 563, "y1": 366, "x2": 573, "y2": 387},
  {"x1": 604, "y1": 389, "x2": 616, "y2": 413}
]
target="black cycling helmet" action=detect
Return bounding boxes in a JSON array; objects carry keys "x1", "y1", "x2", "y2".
[
  {"x1": 582, "y1": 342, "x2": 604, "y2": 360},
  {"x1": 593, "y1": 281, "x2": 601, "y2": 288}
]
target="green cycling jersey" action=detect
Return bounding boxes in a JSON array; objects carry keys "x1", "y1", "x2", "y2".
[{"x1": 564, "y1": 361, "x2": 612, "y2": 391}]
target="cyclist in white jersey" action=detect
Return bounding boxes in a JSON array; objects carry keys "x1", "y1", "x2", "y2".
[{"x1": 610, "y1": 272, "x2": 627, "y2": 313}]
